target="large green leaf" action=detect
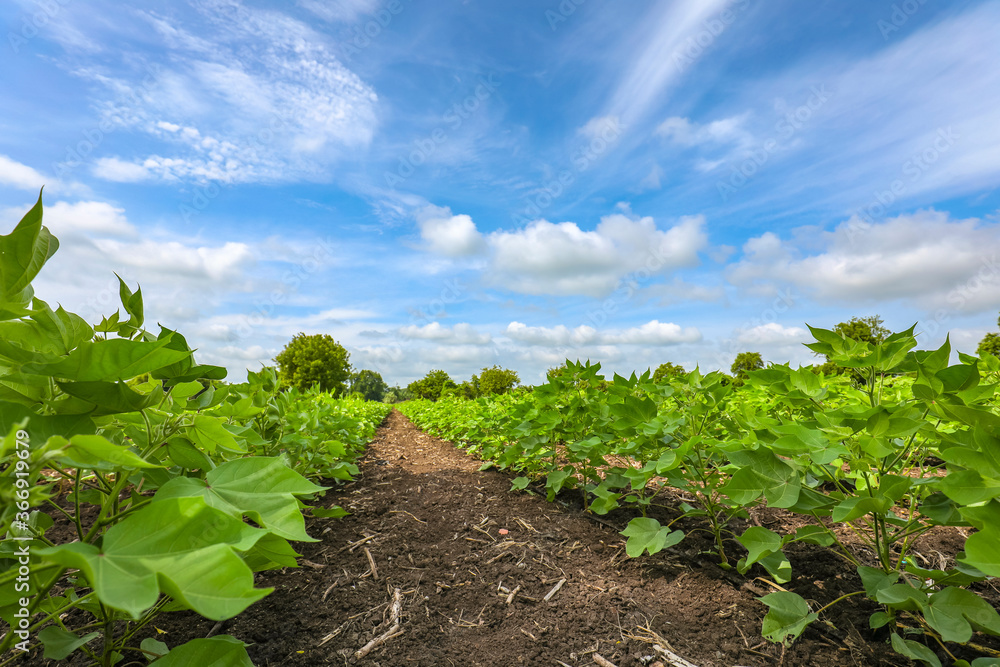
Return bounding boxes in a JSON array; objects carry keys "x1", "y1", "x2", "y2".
[
  {"x1": 759, "y1": 591, "x2": 817, "y2": 646},
  {"x1": 0, "y1": 402, "x2": 95, "y2": 441},
  {"x1": 890, "y1": 634, "x2": 941, "y2": 667},
  {"x1": 187, "y1": 415, "x2": 245, "y2": 453},
  {"x1": 830, "y1": 495, "x2": 892, "y2": 522},
  {"x1": 960, "y1": 526, "x2": 1000, "y2": 577},
  {"x1": 0, "y1": 299, "x2": 93, "y2": 358},
  {"x1": 940, "y1": 470, "x2": 1000, "y2": 506},
  {"x1": 924, "y1": 587, "x2": 1000, "y2": 643},
  {"x1": 0, "y1": 191, "x2": 58, "y2": 311},
  {"x1": 150, "y1": 327, "x2": 227, "y2": 385},
  {"x1": 48, "y1": 434, "x2": 160, "y2": 471},
  {"x1": 722, "y1": 449, "x2": 799, "y2": 508},
  {"x1": 620, "y1": 517, "x2": 684, "y2": 558},
  {"x1": 153, "y1": 457, "x2": 326, "y2": 542},
  {"x1": 149, "y1": 636, "x2": 254, "y2": 667},
  {"x1": 38, "y1": 626, "x2": 100, "y2": 660},
  {"x1": 23, "y1": 336, "x2": 192, "y2": 381},
  {"x1": 38, "y1": 497, "x2": 273, "y2": 620},
  {"x1": 56, "y1": 380, "x2": 157, "y2": 415},
  {"x1": 736, "y1": 527, "x2": 791, "y2": 582}
]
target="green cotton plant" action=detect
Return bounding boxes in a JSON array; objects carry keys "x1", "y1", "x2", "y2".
[
  {"x1": 740, "y1": 327, "x2": 1000, "y2": 662},
  {"x1": 613, "y1": 368, "x2": 753, "y2": 566},
  {"x1": 0, "y1": 194, "x2": 343, "y2": 666}
]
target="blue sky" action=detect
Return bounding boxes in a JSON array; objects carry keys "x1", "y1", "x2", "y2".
[{"x1": 2, "y1": 0, "x2": 999, "y2": 385}]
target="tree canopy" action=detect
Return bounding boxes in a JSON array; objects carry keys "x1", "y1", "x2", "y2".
[
  {"x1": 652, "y1": 362, "x2": 686, "y2": 383},
  {"x1": 350, "y1": 369, "x2": 388, "y2": 402},
  {"x1": 407, "y1": 370, "x2": 457, "y2": 401},
  {"x1": 475, "y1": 365, "x2": 520, "y2": 395},
  {"x1": 977, "y1": 313, "x2": 1000, "y2": 358},
  {"x1": 730, "y1": 352, "x2": 764, "y2": 386},
  {"x1": 835, "y1": 315, "x2": 890, "y2": 345},
  {"x1": 273, "y1": 333, "x2": 352, "y2": 395}
]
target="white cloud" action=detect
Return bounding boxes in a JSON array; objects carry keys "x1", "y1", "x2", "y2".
[
  {"x1": 298, "y1": 0, "x2": 382, "y2": 23},
  {"x1": 92, "y1": 157, "x2": 152, "y2": 183},
  {"x1": 505, "y1": 320, "x2": 700, "y2": 347},
  {"x1": 604, "y1": 0, "x2": 735, "y2": 125},
  {"x1": 0, "y1": 155, "x2": 47, "y2": 191},
  {"x1": 416, "y1": 205, "x2": 486, "y2": 257},
  {"x1": 579, "y1": 115, "x2": 622, "y2": 140},
  {"x1": 73, "y1": 2, "x2": 379, "y2": 185},
  {"x1": 736, "y1": 323, "x2": 809, "y2": 347},
  {"x1": 655, "y1": 114, "x2": 753, "y2": 149},
  {"x1": 397, "y1": 322, "x2": 492, "y2": 345},
  {"x1": 43, "y1": 200, "x2": 137, "y2": 238},
  {"x1": 487, "y1": 212, "x2": 707, "y2": 297},
  {"x1": 727, "y1": 209, "x2": 1000, "y2": 314}
]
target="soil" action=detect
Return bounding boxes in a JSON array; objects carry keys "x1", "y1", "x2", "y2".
[{"x1": 21, "y1": 410, "x2": 1000, "y2": 666}]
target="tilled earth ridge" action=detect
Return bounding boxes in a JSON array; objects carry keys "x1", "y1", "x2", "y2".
[{"x1": 127, "y1": 408, "x2": 927, "y2": 667}]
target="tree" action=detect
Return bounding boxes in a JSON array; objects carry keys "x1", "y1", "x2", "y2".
[
  {"x1": 730, "y1": 352, "x2": 764, "y2": 386},
  {"x1": 273, "y1": 333, "x2": 351, "y2": 395},
  {"x1": 383, "y1": 386, "x2": 414, "y2": 403},
  {"x1": 652, "y1": 362, "x2": 686, "y2": 383},
  {"x1": 475, "y1": 366, "x2": 520, "y2": 395},
  {"x1": 407, "y1": 370, "x2": 457, "y2": 400},
  {"x1": 977, "y1": 313, "x2": 1000, "y2": 358},
  {"x1": 350, "y1": 369, "x2": 388, "y2": 402},
  {"x1": 835, "y1": 316, "x2": 889, "y2": 345}
]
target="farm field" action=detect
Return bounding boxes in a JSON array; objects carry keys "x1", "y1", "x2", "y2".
[{"x1": 98, "y1": 410, "x2": 995, "y2": 667}]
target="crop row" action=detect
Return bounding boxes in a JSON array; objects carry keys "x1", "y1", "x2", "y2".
[
  {"x1": 0, "y1": 195, "x2": 389, "y2": 666},
  {"x1": 400, "y1": 331, "x2": 1000, "y2": 666}
]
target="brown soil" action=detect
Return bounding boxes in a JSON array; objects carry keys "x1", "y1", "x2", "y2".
[{"x1": 23, "y1": 410, "x2": 1000, "y2": 666}]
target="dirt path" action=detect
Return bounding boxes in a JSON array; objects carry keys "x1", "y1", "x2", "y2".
[{"x1": 149, "y1": 409, "x2": 906, "y2": 666}]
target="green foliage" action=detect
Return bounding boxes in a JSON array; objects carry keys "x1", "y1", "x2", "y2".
[
  {"x1": 273, "y1": 333, "x2": 351, "y2": 395},
  {"x1": 977, "y1": 313, "x2": 1000, "y2": 358},
  {"x1": 399, "y1": 331, "x2": 1000, "y2": 665},
  {"x1": 350, "y1": 369, "x2": 388, "y2": 402},
  {"x1": 407, "y1": 369, "x2": 456, "y2": 400},
  {"x1": 0, "y1": 195, "x2": 385, "y2": 665},
  {"x1": 382, "y1": 385, "x2": 414, "y2": 403},
  {"x1": 474, "y1": 365, "x2": 520, "y2": 396},
  {"x1": 835, "y1": 315, "x2": 890, "y2": 345},
  {"x1": 979, "y1": 333, "x2": 1000, "y2": 358},
  {"x1": 652, "y1": 362, "x2": 685, "y2": 383},
  {"x1": 730, "y1": 351, "x2": 763, "y2": 386}
]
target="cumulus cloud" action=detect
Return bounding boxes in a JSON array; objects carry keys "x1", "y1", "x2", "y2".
[
  {"x1": 416, "y1": 205, "x2": 486, "y2": 257},
  {"x1": 0, "y1": 155, "x2": 48, "y2": 191},
  {"x1": 736, "y1": 323, "x2": 809, "y2": 347},
  {"x1": 505, "y1": 320, "x2": 700, "y2": 347},
  {"x1": 727, "y1": 209, "x2": 1000, "y2": 314},
  {"x1": 397, "y1": 322, "x2": 492, "y2": 345},
  {"x1": 43, "y1": 200, "x2": 137, "y2": 238},
  {"x1": 487, "y1": 212, "x2": 708, "y2": 297}
]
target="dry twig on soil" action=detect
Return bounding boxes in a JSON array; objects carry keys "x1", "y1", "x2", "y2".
[
  {"x1": 354, "y1": 588, "x2": 403, "y2": 659},
  {"x1": 543, "y1": 578, "x2": 567, "y2": 602},
  {"x1": 364, "y1": 547, "x2": 379, "y2": 580}
]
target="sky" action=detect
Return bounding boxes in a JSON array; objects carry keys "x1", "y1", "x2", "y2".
[{"x1": 2, "y1": 0, "x2": 999, "y2": 386}]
